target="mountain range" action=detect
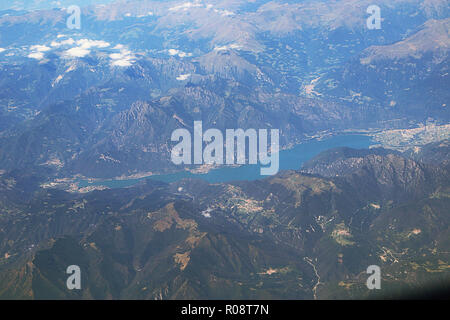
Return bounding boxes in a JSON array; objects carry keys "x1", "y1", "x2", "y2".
[
  {"x1": 0, "y1": 140, "x2": 449, "y2": 299},
  {"x1": 0, "y1": 0, "x2": 449, "y2": 299}
]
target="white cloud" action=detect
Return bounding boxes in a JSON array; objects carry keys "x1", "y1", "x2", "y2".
[
  {"x1": 221, "y1": 10, "x2": 234, "y2": 16},
  {"x1": 28, "y1": 52, "x2": 45, "y2": 60},
  {"x1": 30, "y1": 45, "x2": 51, "y2": 52},
  {"x1": 168, "y1": 49, "x2": 192, "y2": 58},
  {"x1": 63, "y1": 39, "x2": 76, "y2": 45},
  {"x1": 65, "y1": 47, "x2": 90, "y2": 58},
  {"x1": 169, "y1": 2, "x2": 203, "y2": 11},
  {"x1": 109, "y1": 53, "x2": 123, "y2": 60},
  {"x1": 168, "y1": 49, "x2": 180, "y2": 56},
  {"x1": 137, "y1": 11, "x2": 154, "y2": 18},
  {"x1": 169, "y1": 2, "x2": 234, "y2": 16},
  {"x1": 111, "y1": 59, "x2": 133, "y2": 67},
  {"x1": 214, "y1": 43, "x2": 242, "y2": 51},
  {"x1": 109, "y1": 47, "x2": 135, "y2": 67},
  {"x1": 51, "y1": 38, "x2": 75, "y2": 47},
  {"x1": 61, "y1": 39, "x2": 110, "y2": 59},
  {"x1": 0, "y1": 48, "x2": 5, "y2": 53},
  {"x1": 76, "y1": 39, "x2": 110, "y2": 49},
  {"x1": 28, "y1": 44, "x2": 51, "y2": 60},
  {"x1": 214, "y1": 9, "x2": 234, "y2": 16},
  {"x1": 176, "y1": 74, "x2": 191, "y2": 81}
]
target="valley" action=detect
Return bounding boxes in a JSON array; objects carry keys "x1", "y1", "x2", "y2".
[
  {"x1": 49, "y1": 133, "x2": 373, "y2": 191},
  {"x1": 0, "y1": 139, "x2": 449, "y2": 299}
]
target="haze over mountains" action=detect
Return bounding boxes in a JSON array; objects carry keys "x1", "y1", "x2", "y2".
[
  {"x1": 0, "y1": 0, "x2": 449, "y2": 299},
  {"x1": 0, "y1": 0, "x2": 449, "y2": 178}
]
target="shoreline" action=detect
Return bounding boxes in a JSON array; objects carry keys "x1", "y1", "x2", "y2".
[
  {"x1": 66, "y1": 132, "x2": 373, "y2": 191},
  {"x1": 42, "y1": 124, "x2": 450, "y2": 192}
]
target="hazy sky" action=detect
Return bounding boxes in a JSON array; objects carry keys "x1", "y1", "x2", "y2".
[{"x1": 0, "y1": 0, "x2": 118, "y2": 11}]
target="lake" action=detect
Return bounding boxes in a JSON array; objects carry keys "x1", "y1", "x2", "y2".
[{"x1": 77, "y1": 134, "x2": 373, "y2": 188}]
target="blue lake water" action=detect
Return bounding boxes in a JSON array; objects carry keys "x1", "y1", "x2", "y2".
[{"x1": 77, "y1": 134, "x2": 373, "y2": 188}]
